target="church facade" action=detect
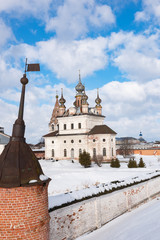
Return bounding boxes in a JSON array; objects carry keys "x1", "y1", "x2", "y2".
[{"x1": 44, "y1": 74, "x2": 116, "y2": 161}]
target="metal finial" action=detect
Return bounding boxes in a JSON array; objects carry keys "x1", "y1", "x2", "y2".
[{"x1": 79, "y1": 70, "x2": 81, "y2": 83}]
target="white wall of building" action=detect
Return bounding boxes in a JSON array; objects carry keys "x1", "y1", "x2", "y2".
[{"x1": 49, "y1": 176, "x2": 160, "y2": 240}]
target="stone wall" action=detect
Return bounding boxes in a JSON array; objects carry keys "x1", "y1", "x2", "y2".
[{"x1": 49, "y1": 176, "x2": 160, "y2": 240}]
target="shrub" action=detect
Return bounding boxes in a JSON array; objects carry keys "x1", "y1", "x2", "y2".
[
  {"x1": 79, "y1": 150, "x2": 91, "y2": 168},
  {"x1": 110, "y1": 158, "x2": 120, "y2": 168},
  {"x1": 128, "y1": 158, "x2": 138, "y2": 168},
  {"x1": 138, "y1": 157, "x2": 145, "y2": 168},
  {"x1": 92, "y1": 154, "x2": 103, "y2": 167}
]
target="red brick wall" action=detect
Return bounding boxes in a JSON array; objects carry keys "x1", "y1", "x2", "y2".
[{"x1": 0, "y1": 183, "x2": 50, "y2": 240}]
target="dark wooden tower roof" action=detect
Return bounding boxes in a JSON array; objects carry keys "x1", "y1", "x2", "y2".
[{"x1": 0, "y1": 71, "x2": 50, "y2": 188}]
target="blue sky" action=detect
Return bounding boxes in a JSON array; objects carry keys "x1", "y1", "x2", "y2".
[{"x1": 0, "y1": 0, "x2": 160, "y2": 143}]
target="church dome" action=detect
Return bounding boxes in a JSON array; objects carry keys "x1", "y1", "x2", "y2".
[
  {"x1": 59, "y1": 88, "x2": 66, "y2": 107},
  {"x1": 95, "y1": 89, "x2": 102, "y2": 106},
  {"x1": 75, "y1": 71, "x2": 85, "y2": 95}
]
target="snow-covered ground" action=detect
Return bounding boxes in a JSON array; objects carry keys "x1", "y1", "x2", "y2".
[
  {"x1": 39, "y1": 155, "x2": 160, "y2": 197},
  {"x1": 76, "y1": 197, "x2": 160, "y2": 240}
]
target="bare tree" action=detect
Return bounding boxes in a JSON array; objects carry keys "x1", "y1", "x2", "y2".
[
  {"x1": 118, "y1": 138, "x2": 133, "y2": 158},
  {"x1": 92, "y1": 155, "x2": 103, "y2": 167}
]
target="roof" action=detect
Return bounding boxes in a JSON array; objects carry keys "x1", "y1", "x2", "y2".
[
  {"x1": 0, "y1": 132, "x2": 10, "y2": 138},
  {"x1": 43, "y1": 131, "x2": 58, "y2": 137},
  {"x1": 88, "y1": 125, "x2": 116, "y2": 135}
]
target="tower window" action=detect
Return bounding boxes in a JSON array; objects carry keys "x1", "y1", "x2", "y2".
[
  {"x1": 71, "y1": 123, "x2": 74, "y2": 129},
  {"x1": 103, "y1": 139, "x2": 105, "y2": 142},
  {"x1": 79, "y1": 149, "x2": 82, "y2": 155},
  {"x1": 71, "y1": 140, "x2": 74, "y2": 143},
  {"x1": 78, "y1": 123, "x2": 81, "y2": 129},
  {"x1": 64, "y1": 149, "x2": 67, "y2": 157},
  {"x1": 64, "y1": 124, "x2": 66, "y2": 130},
  {"x1": 103, "y1": 148, "x2": 106, "y2": 156},
  {"x1": 79, "y1": 139, "x2": 81, "y2": 143},
  {"x1": 57, "y1": 124, "x2": 59, "y2": 131},
  {"x1": 64, "y1": 140, "x2": 66, "y2": 143},
  {"x1": 93, "y1": 139, "x2": 96, "y2": 142},
  {"x1": 52, "y1": 141, "x2": 54, "y2": 144},
  {"x1": 52, "y1": 125, "x2": 54, "y2": 131},
  {"x1": 93, "y1": 148, "x2": 96, "y2": 156},
  {"x1": 52, "y1": 149, "x2": 54, "y2": 157}
]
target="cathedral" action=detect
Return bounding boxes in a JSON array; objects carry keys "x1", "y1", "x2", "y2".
[{"x1": 44, "y1": 74, "x2": 116, "y2": 161}]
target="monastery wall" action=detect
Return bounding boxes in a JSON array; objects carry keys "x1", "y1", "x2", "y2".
[{"x1": 49, "y1": 176, "x2": 160, "y2": 240}]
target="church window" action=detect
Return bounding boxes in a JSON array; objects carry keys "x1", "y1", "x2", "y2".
[
  {"x1": 52, "y1": 125, "x2": 54, "y2": 131},
  {"x1": 93, "y1": 148, "x2": 96, "y2": 156},
  {"x1": 103, "y1": 148, "x2": 106, "y2": 156},
  {"x1": 79, "y1": 149, "x2": 82, "y2": 155},
  {"x1": 71, "y1": 140, "x2": 74, "y2": 143},
  {"x1": 64, "y1": 140, "x2": 66, "y2": 143},
  {"x1": 64, "y1": 149, "x2": 67, "y2": 157},
  {"x1": 103, "y1": 139, "x2": 105, "y2": 142},
  {"x1": 52, "y1": 141, "x2": 54, "y2": 144},
  {"x1": 64, "y1": 124, "x2": 66, "y2": 130},
  {"x1": 78, "y1": 123, "x2": 81, "y2": 129},
  {"x1": 71, "y1": 148, "x2": 74, "y2": 159},
  {"x1": 71, "y1": 123, "x2": 74, "y2": 129},
  {"x1": 79, "y1": 139, "x2": 81, "y2": 143},
  {"x1": 93, "y1": 139, "x2": 96, "y2": 142},
  {"x1": 52, "y1": 149, "x2": 54, "y2": 157}
]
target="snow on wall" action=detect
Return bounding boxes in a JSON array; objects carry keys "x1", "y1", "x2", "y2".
[{"x1": 49, "y1": 173, "x2": 160, "y2": 240}]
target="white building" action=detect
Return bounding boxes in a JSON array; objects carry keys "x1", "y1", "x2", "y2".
[
  {"x1": 44, "y1": 74, "x2": 116, "y2": 161},
  {"x1": 0, "y1": 127, "x2": 10, "y2": 154}
]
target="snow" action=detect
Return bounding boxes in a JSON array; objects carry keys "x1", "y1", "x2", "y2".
[
  {"x1": 29, "y1": 179, "x2": 37, "y2": 183},
  {"x1": 39, "y1": 174, "x2": 49, "y2": 181},
  {"x1": 39, "y1": 155, "x2": 160, "y2": 197},
  {"x1": 38, "y1": 154, "x2": 160, "y2": 209},
  {"x1": 76, "y1": 198, "x2": 160, "y2": 240}
]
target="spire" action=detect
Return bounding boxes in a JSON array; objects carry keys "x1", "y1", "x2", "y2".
[
  {"x1": 50, "y1": 94, "x2": 59, "y2": 124},
  {"x1": 95, "y1": 88, "x2": 102, "y2": 106},
  {"x1": 0, "y1": 69, "x2": 47, "y2": 188},
  {"x1": 75, "y1": 70, "x2": 85, "y2": 95},
  {"x1": 59, "y1": 88, "x2": 66, "y2": 107}
]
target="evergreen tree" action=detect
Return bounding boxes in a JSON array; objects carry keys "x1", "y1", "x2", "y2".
[
  {"x1": 138, "y1": 158, "x2": 145, "y2": 168},
  {"x1": 128, "y1": 158, "x2": 138, "y2": 168},
  {"x1": 79, "y1": 150, "x2": 91, "y2": 168},
  {"x1": 110, "y1": 158, "x2": 120, "y2": 168}
]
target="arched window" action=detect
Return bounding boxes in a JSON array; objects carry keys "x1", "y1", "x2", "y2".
[
  {"x1": 71, "y1": 148, "x2": 74, "y2": 159},
  {"x1": 64, "y1": 149, "x2": 67, "y2": 157},
  {"x1": 52, "y1": 149, "x2": 54, "y2": 157},
  {"x1": 93, "y1": 148, "x2": 96, "y2": 157},
  {"x1": 52, "y1": 125, "x2": 54, "y2": 131},
  {"x1": 78, "y1": 123, "x2": 81, "y2": 129},
  {"x1": 79, "y1": 149, "x2": 82, "y2": 155},
  {"x1": 71, "y1": 139, "x2": 74, "y2": 143},
  {"x1": 103, "y1": 148, "x2": 106, "y2": 156}
]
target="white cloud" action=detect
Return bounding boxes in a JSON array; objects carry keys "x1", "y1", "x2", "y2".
[
  {"x1": 108, "y1": 31, "x2": 160, "y2": 82},
  {"x1": 0, "y1": 19, "x2": 14, "y2": 47},
  {"x1": 0, "y1": 0, "x2": 51, "y2": 19},
  {"x1": 135, "y1": 0, "x2": 160, "y2": 23},
  {"x1": 4, "y1": 37, "x2": 108, "y2": 84},
  {"x1": 1, "y1": 79, "x2": 160, "y2": 143},
  {"x1": 46, "y1": 0, "x2": 115, "y2": 39}
]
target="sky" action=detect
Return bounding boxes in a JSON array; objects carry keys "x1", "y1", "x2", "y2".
[{"x1": 0, "y1": 0, "x2": 160, "y2": 143}]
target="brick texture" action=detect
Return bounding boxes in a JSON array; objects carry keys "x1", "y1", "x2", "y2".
[{"x1": 0, "y1": 183, "x2": 50, "y2": 240}]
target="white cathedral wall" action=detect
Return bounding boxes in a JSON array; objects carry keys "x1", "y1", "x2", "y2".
[
  {"x1": 44, "y1": 133, "x2": 116, "y2": 161},
  {"x1": 57, "y1": 115, "x2": 105, "y2": 135}
]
